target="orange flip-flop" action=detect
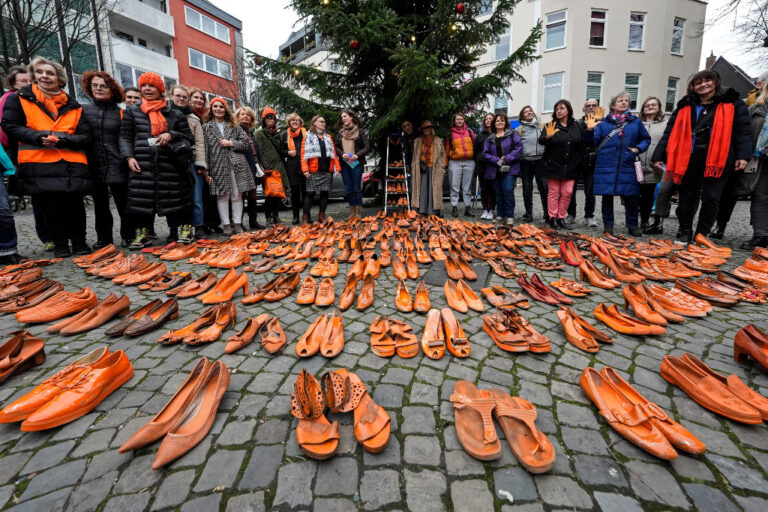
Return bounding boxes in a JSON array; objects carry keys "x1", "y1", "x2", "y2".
[
  {"x1": 291, "y1": 370, "x2": 339, "y2": 459},
  {"x1": 450, "y1": 381, "x2": 501, "y2": 461}
]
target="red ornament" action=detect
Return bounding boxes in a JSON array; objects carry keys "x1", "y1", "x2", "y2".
[
  {"x1": 455, "y1": 3, "x2": 465, "y2": 14},
  {"x1": 254, "y1": 56, "x2": 261, "y2": 66},
  {"x1": 350, "y1": 39, "x2": 359, "y2": 49}
]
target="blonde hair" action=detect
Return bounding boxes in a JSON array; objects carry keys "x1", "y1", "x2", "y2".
[
  {"x1": 285, "y1": 112, "x2": 304, "y2": 127},
  {"x1": 757, "y1": 77, "x2": 768, "y2": 106},
  {"x1": 234, "y1": 106, "x2": 256, "y2": 130},
  {"x1": 28, "y1": 56, "x2": 67, "y2": 89}
]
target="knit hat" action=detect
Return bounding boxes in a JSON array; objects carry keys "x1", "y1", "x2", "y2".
[
  {"x1": 262, "y1": 107, "x2": 276, "y2": 119},
  {"x1": 138, "y1": 72, "x2": 165, "y2": 94},
  {"x1": 209, "y1": 97, "x2": 228, "y2": 109}
]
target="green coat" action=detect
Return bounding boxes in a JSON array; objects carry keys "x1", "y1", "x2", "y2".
[{"x1": 254, "y1": 127, "x2": 288, "y2": 187}]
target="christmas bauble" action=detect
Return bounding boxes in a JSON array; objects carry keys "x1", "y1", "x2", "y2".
[
  {"x1": 456, "y1": 3, "x2": 465, "y2": 14},
  {"x1": 350, "y1": 39, "x2": 359, "y2": 49},
  {"x1": 254, "y1": 56, "x2": 261, "y2": 66}
]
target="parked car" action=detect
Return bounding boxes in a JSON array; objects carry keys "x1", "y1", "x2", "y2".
[{"x1": 252, "y1": 172, "x2": 347, "y2": 210}]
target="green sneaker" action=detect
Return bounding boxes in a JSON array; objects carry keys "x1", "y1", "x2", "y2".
[
  {"x1": 43, "y1": 242, "x2": 55, "y2": 252},
  {"x1": 129, "y1": 228, "x2": 150, "y2": 251},
  {"x1": 178, "y1": 224, "x2": 192, "y2": 243}
]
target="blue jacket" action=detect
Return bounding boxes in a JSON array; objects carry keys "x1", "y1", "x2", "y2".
[
  {"x1": 480, "y1": 130, "x2": 522, "y2": 180},
  {"x1": 592, "y1": 113, "x2": 651, "y2": 196}
]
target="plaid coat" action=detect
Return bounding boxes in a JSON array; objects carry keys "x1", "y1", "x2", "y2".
[{"x1": 203, "y1": 121, "x2": 256, "y2": 195}]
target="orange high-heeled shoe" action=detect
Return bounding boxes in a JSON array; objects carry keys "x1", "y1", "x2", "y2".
[{"x1": 199, "y1": 269, "x2": 249, "y2": 304}]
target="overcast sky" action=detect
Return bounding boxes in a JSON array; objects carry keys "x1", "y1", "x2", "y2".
[{"x1": 210, "y1": 0, "x2": 762, "y2": 76}]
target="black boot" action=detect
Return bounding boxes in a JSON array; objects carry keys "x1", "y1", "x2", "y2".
[
  {"x1": 675, "y1": 231, "x2": 693, "y2": 244},
  {"x1": 166, "y1": 227, "x2": 178, "y2": 243},
  {"x1": 709, "y1": 223, "x2": 726, "y2": 240},
  {"x1": 464, "y1": 206, "x2": 473, "y2": 218},
  {"x1": 452, "y1": 206, "x2": 459, "y2": 217},
  {"x1": 643, "y1": 217, "x2": 663, "y2": 235},
  {"x1": 549, "y1": 218, "x2": 559, "y2": 230},
  {"x1": 740, "y1": 236, "x2": 768, "y2": 250},
  {"x1": 556, "y1": 218, "x2": 567, "y2": 229},
  {"x1": 628, "y1": 228, "x2": 642, "y2": 237}
]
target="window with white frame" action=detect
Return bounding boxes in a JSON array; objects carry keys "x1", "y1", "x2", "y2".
[
  {"x1": 204, "y1": 92, "x2": 234, "y2": 110},
  {"x1": 478, "y1": 0, "x2": 493, "y2": 16},
  {"x1": 666, "y1": 77, "x2": 679, "y2": 112},
  {"x1": 494, "y1": 25, "x2": 511, "y2": 61},
  {"x1": 185, "y1": 6, "x2": 230, "y2": 44},
  {"x1": 494, "y1": 95, "x2": 508, "y2": 113},
  {"x1": 671, "y1": 18, "x2": 684, "y2": 55},
  {"x1": 625, "y1": 74, "x2": 640, "y2": 109},
  {"x1": 545, "y1": 10, "x2": 567, "y2": 50},
  {"x1": 543, "y1": 72, "x2": 564, "y2": 112},
  {"x1": 628, "y1": 12, "x2": 645, "y2": 50},
  {"x1": 189, "y1": 48, "x2": 233, "y2": 80},
  {"x1": 586, "y1": 72, "x2": 603, "y2": 104},
  {"x1": 589, "y1": 10, "x2": 606, "y2": 47}
]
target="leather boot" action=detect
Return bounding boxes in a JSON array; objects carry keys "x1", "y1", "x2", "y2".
[
  {"x1": 349, "y1": 206, "x2": 355, "y2": 218},
  {"x1": 302, "y1": 214, "x2": 310, "y2": 225},
  {"x1": 317, "y1": 211, "x2": 326, "y2": 223},
  {"x1": 740, "y1": 236, "x2": 768, "y2": 251},
  {"x1": 644, "y1": 216, "x2": 663, "y2": 234},
  {"x1": 709, "y1": 223, "x2": 726, "y2": 240}
]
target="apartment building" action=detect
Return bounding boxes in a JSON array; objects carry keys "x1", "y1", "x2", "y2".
[
  {"x1": 478, "y1": 0, "x2": 707, "y2": 116},
  {"x1": 106, "y1": 0, "x2": 243, "y2": 106}
]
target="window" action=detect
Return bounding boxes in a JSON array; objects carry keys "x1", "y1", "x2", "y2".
[
  {"x1": 115, "y1": 62, "x2": 171, "y2": 90},
  {"x1": 625, "y1": 74, "x2": 640, "y2": 109},
  {"x1": 115, "y1": 31, "x2": 134, "y2": 43},
  {"x1": 494, "y1": 95, "x2": 508, "y2": 113},
  {"x1": 494, "y1": 25, "x2": 511, "y2": 61},
  {"x1": 589, "y1": 10, "x2": 606, "y2": 47},
  {"x1": 138, "y1": 38, "x2": 147, "y2": 48},
  {"x1": 204, "y1": 92, "x2": 234, "y2": 110},
  {"x1": 671, "y1": 18, "x2": 684, "y2": 55},
  {"x1": 666, "y1": 77, "x2": 679, "y2": 112},
  {"x1": 543, "y1": 72, "x2": 564, "y2": 112},
  {"x1": 479, "y1": 1, "x2": 493, "y2": 16},
  {"x1": 628, "y1": 12, "x2": 645, "y2": 50},
  {"x1": 545, "y1": 10, "x2": 567, "y2": 50},
  {"x1": 189, "y1": 48, "x2": 233, "y2": 80},
  {"x1": 185, "y1": 6, "x2": 230, "y2": 44},
  {"x1": 586, "y1": 72, "x2": 603, "y2": 104}
]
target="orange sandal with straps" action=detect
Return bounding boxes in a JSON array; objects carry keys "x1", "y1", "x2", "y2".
[
  {"x1": 291, "y1": 369, "x2": 339, "y2": 460},
  {"x1": 450, "y1": 380, "x2": 501, "y2": 461}
]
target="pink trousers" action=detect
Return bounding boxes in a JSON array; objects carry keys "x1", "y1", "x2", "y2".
[{"x1": 547, "y1": 179, "x2": 575, "y2": 219}]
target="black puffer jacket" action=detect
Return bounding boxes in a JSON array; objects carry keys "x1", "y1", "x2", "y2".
[
  {"x1": 280, "y1": 129, "x2": 304, "y2": 186},
  {"x1": 82, "y1": 100, "x2": 126, "y2": 184},
  {"x1": 0, "y1": 84, "x2": 91, "y2": 194},
  {"x1": 652, "y1": 88, "x2": 752, "y2": 165},
  {"x1": 119, "y1": 103, "x2": 193, "y2": 216},
  {"x1": 538, "y1": 119, "x2": 586, "y2": 181}
]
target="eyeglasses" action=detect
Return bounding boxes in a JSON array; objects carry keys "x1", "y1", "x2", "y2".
[
  {"x1": 91, "y1": 84, "x2": 109, "y2": 90},
  {"x1": 316, "y1": 120, "x2": 326, "y2": 124}
]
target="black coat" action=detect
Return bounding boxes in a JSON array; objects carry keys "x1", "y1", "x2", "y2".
[
  {"x1": 538, "y1": 119, "x2": 586, "y2": 181},
  {"x1": 334, "y1": 128, "x2": 371, "y2": 166},
  {"x1": 82, "y1": 100, "x2": 127, "y2": 185},
  {"x1": 280, "y1": 130, "x2": 304, "y2": 187},
  {"x1": 118, "y1": 103, "x2": 193, "y2": 216},
  {"x1": 652, "y1": 88, "x2": 752, "y2": 165},
  {"x1": 0, "y1": 84, "x2": 91, "y2": 194}
]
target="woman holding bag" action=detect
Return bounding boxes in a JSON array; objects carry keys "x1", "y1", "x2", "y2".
[
  {"x1": 202, "y1": 98, "x2": 256, "y2": 234},
  {"x1": 301, "y1": 115, "x2": 340, "y2": 223},
  {"x1": 254, "y1": 107, "x2": 288, "y2": 225}
]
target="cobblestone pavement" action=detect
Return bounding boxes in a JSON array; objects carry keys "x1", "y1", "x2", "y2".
[{"x1": 1, "y1": 190, "x2": 767, "y2": 512}]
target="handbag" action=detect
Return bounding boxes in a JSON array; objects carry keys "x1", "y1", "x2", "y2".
[
  {"x1": 167, "y1": 138, "x2": 194, "y2": 165},
  {"x1": 264, "y1": 170, "x2": 286, "y2": 199},
  {"x1": 733, "y1": 157, "x2": 762, "y2": 197}
]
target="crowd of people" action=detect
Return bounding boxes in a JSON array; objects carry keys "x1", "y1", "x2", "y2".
[{"x1": 0, "y1": 57, "x2": 766, "y2": 265}]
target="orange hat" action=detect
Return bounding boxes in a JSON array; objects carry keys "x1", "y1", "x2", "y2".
[
  {"x1": 138, "y1": 72, "x2": 165, "y2": 94},
  {"x1": 209, "y1": 97, "x2": 228, "y2": 109},
  {"x1": 262, "y1": 107, "x2": 276, "y2": 119}
]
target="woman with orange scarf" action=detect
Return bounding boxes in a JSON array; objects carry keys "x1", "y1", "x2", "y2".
[
  {"x1": 119, "y1": 72, "x2": 194, "y2": 249},
  {"x1": 280, "y1": 113, "x2": 307, "y2": 225},
  {"x1": 1, "y1": 56, "x2": 91, "y2": 258},
  {"x1": 652, "y1": 70, "x2": 751, "y2": 243}
]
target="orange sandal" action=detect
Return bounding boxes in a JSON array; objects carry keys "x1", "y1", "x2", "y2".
[
  {"x1": 450, "y1": 381, "x2": 501, "y2": 461},
  {"x1": 291, "y1": 370, "x2": 339, "y2": 460}
]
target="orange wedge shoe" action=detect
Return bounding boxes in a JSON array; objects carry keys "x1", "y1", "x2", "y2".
[
  {"x1": 414, "y1": 280, "x2": 431, "y2": 313},
  {"x1": 395, "y1": 280, "x2": 413, "y2": 312},
  {"x1": 444, "y1": 279, "x2": 468, "y2": 313},
  {"x1": 296, "y1": 276, "x2": 317, "y2": 305},
  {"x1": 421, "y1": 309, "x2": 446, "y2": 359},
  {"x1": 489, "y1": 389, "x2": 556, "y2": 473},
  {"x1": 291, "y1": 369, "x2": 339, "y2": 460},
  {"x1": 441, "y1": 308, "x2": 470, "y2": 358},
  {"x1": 450, "y1": 381, "x2": 501, "y2": 461}
]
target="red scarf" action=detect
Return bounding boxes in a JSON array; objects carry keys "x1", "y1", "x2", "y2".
[
  {"x1": 665, "y1": 103, "x2": 734, "y2": 184},
  {"x1": 32, "y1": 84, "x2": 68, "y2": 118},
  {"x1": 287, "y1": 127, "x2": 306, "y2": 153},
  {"x1": 140, "y1": 99, "x2": 169, "y2": 136}
]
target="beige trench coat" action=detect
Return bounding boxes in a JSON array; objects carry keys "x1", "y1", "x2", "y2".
[{"x1": 411, "y1": 136, "x2": 446, "y2": 211}]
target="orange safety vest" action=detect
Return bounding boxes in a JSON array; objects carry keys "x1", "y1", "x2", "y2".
[{"x1": 17, "y1": 97, "x2": 87, "y2": 165}]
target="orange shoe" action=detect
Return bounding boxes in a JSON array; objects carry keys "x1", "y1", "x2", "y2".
[
  {"x1": 167, "y1": 272, "x2": 217, "y2": 298},
  {"x1": 158, "y1": 304, "x2": 218, "y2": 345},
  {"x1": 370, "y1": 316, "x2": 395, "y2": 357},
  {"x1": 457, "y1": 279, "x2": 484, "y2": 312},
  {"x1": 421, "y1": 309, "x2": 445, "y2": 359},
  {"x1": 622, "y1": 284, "x2": 668, "y2": 326},
  {"x1": 183, "y1": 302, "x2": 236, "y2": 345},
  {"x1": 444, "y1": 252, "x2": 463, "y2": 280},
  {"x1": 21, "y1": 350, "x2": 133, "y2": 431},
  {"x1": 414, "y1": 280, "x2": 431, "y2": 313},
  {"x1": 579, "y1": 261, "x2": 621, "y2": 289},
  {"x1": 392, "y1": 253, "x2": 407, "y2": 280},
  {"x1": 390, "y1": 319, "x2": 419, "y2": 358},
  {"x1": 116, "y1": 262, "x2": 167, "y2": 286},
  {"x1": 315, "y1": 278, "x2": 335, "y2": 307},
  {"x1": 593, "y1": 303, "x2": 666, "y2": 336},
  {"x1": 395, "y1": 280, "x2": 413, "y2": 312},
  {"x1": 15, "y1": 288, "x2": 98, "y2": 324},
  {"x1": 364, "y1": 254, "x2": 380, "y2": 278},
  {"x1": 296, "y1": 276, "x2": 317, "y2": 305},
  {"x1": 264, "y1": 272, "x2": 301, "y2": 302},
  {"x1": 734, "y1": 324, "x2": 768, "y2": 371},
  {"x1": 0, "y1": 330, "x2": 46, "y2": 384},
  {"x1": 338, "y1": 273, "x2": 359, "y2": 311},
  {"x1": 322, "y1": 259, "x2": 338, "y2": 278},
  {"x1": 199, "y1": 269, "x2": 249, "y2": 304},
  {"x1": 556, "y1": 307, "x2": 609, "y2": 353},
  {"x1": 261, "y1": 316, "x2": 287, "y2": 354},
  {"x1": 441, "y1": 308, "x2": 470, "y2": 358},
  {"x1": 357, "y1": 274, "x2": 375, "y2": 311},
  {"x1": 450, "y1": 381, "x2": 501, "y2": 461},
  {"x1": 296, "y1": 314, "x2": 327, "y2": 357},
  {"x1": 405, "y1": 250, "x2": 419, "y2": 279},
  {"x1": 290, "y1": 370, "x2": 339, "y2": 460},
  {"x1": 51, "y1": 293, "x2": 131, "y2": 336},
  {"x1": 444, "y1": 280, "x2": 468, "y2": 313},
  {"x1": 456, "y1": 253, "x2": 477, "y2": 281},
  {"x1": 320, "y1": 311, "x2": 345, "y2": 357},
  {"x1": 225, "y1": 314, "x2": 269, "y2": 354}
]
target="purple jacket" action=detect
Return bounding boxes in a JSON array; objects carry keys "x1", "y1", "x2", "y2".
[{"x1": 480, "y1": 130, "x2": 523, "y2": 179}]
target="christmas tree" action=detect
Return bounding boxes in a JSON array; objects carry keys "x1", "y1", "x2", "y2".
[{"x1": 248, "y1": 0, "x2": 542, "y2": 138}]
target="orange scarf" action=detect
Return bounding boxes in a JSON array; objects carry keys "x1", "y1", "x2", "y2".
[
  {"x1": 287, "y1": 127, "x2": 306, "y2": 153},
  {"x1": 665, "y1": 103, "x2": 734, "y2": 184},
  {"x1": 140, "y1": 99, "x2": 169, "y2": 136},
  {"x1": 32, "y1": 84, "x2": 68, "y2": 118},
  {"x1": 421, "y1": 136, "x2": 434, "y2": 168}
]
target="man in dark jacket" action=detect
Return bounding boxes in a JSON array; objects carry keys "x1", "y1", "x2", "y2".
[{"x1": 1, "y1": 57, "x2": 92, "y2": 257}]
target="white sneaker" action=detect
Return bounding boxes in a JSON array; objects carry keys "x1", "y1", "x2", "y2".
[
  {"x1": 506, "y1": 218, "x2": 515, "y2": 225},
  {"x1": 565, "y1": 215, "x2": 576, "y2": 225},
  {"x1": 495, "y1": 216, "x2": 503, "y2": 222},
  {"x1": 586, "y1": 217, "x2": 598, "y2": 227},
  {"x1": 481, "y1": 211, "x2": 488, "y2": 220}
]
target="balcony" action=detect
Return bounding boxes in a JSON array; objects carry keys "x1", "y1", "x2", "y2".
[
  {"x1": 111, "y1": 38, "x2": 179, "y2": 79},
  {"x1": 110, "y1": 0, "x2": 175, "y2": 38}
]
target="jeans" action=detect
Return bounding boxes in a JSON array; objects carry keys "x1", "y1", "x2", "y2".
[
  {"x1": 546, "y1": 178, "x2": 575, "y2": 219},
  {"x1": 567, "y1": 169, "x2": 595, "y2": 219},
  {"x1": 750, "y1": 168, "x2": 768, "y2": 237},
  {"x1": 494, "y1": 173, "x2": 516, "y2": 219},
  {"x1": 189, "y1": 164, "x2": 204, "y2": 226},
  {"x1": 676, "y1": 149, "x2": 728, "y2": 235},
  {"x1": 520, "y1": 159, "x2": 548, "y2": 217},
  {"x1": 0, "y1": 177, "x2": 18, "y2": 255},
  {"x1": 638, "y1": 183, "x2": 658, "y2": 225},
  {"x1": 40, "y1": 192, "x2": 86, "y2": 249},
  {"x1": 31, "y1": 194, "x2": 52, "y2": 244},
  {"x1": 602, "y1": 195, "x2": 639, "y2": 229},
  {"x1": 340, "y1": 162, "x2": 363, "y2": 207},
  {"x1": 449, "y1": 160, "x2": 475, "y2": 206}
]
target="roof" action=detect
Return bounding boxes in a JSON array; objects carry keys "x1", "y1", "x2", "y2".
[
  {"x1": 710, "y1": 56, "x2": 757, "y2": 98},
  {"x1": 185, "y1": 0, "x2": 242, "y2": 31}
]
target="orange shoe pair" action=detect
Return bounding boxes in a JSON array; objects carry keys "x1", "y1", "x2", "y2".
[
  {"x1": 198, "y1": 269, "x2": 249, "y2": 304},
  {"x1": 482, "y1": 309, "x2": 550, "y2": 353},
  {"x1": 451, "y1": 380, "x2": 555, "y2": 472},
  {"x1": 370, "y1": 316, "x2": 418, "y2": 358},
  {"x1": 444, "y1": 279, "x2": 483, "y2": 313},
  {"x1": 421, "y1": 308, "x2": 470, "y2": 359},
  {"x1": 158, "y1": 302, "x2": 236, "y2": 345},
  {"x1": 309, "y1": 258, "x2": 339, "y2": 278},
  {"x1": 581, "y1": 366, "x2": 705, "y2": 460},
  {"x1": 556, "y1": 306, "x2": 612, "y2": 353},
  {"x1": 296, "y1": 276, "x2": 335, "y2": 307},
  {"x1": 0, "y1": 347, "x2": 133, "y2": 431},
  {"x1": 47, "y1": 293, "x2": 130, "y2": 335},
  {"x1": 225, "y1": 314, "x2": 286, "y2": 354},
  {"x1": 481, "y1": 285, "x2": 530, "y2": 309},
  {"x1": 296, "y1": 311, "x2": 345, "y2": 357},
  {"x1": 593, "y1": 303, "x2": 666, "y2": 336},
  {"x1": 120, "y1": 358, "x2": 229, "y2": 469},
  {"x1": 0, "y1": 330, "x2": 45, "y2": 384},
  {"x1": 15, "y1": 287, "x2": 98, "y2": 324}
]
